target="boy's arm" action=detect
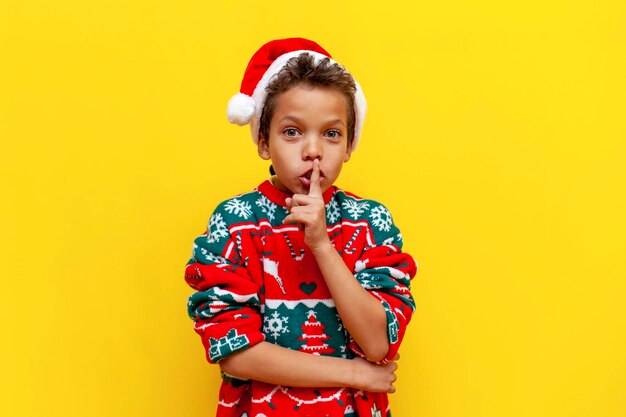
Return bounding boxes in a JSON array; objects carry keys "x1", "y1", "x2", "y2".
[
  {"x1": 284, "y1": 160, "x2": 388, "y2": 362},
  {"x1": 309, "y1": 242, "x2": 390, "y2": 361},
  {"x1": 219, "y1": 340, "x2": 399, "y2": 393},
  {"x1": 312, "y1": 217, "x2": 417, "y2": 364}
]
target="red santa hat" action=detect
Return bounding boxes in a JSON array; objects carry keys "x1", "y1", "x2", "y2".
[{"x1": 226, "y1": 37, "x2": 367, "y2": 151}]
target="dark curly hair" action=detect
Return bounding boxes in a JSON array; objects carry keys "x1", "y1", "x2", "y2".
[{"x1": 259, "y1": 53, "x2": 357, "y2": 144}]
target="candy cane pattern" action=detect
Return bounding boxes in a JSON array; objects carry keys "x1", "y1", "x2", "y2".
[
  {"x1": 235, "y1": 232, "x2": 249, "y2": 267},
  {"x1": 283, "y1": 234, "x2": 305, "y2": 261},
  {"x1": 343, "y1": 227, "x2": 362, "y2": 255}
]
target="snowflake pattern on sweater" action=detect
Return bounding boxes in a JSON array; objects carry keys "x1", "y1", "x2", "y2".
[{"x1": 185, "y1": 180, "x2": 418, "y2": 417}]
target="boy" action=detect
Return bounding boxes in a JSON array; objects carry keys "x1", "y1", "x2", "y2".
[{"x1": 184, "y1": 38, "x2": 417, "y2": 417}]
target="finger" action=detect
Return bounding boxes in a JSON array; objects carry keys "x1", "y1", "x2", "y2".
[
  {"x1": 283, "y1": 212, "x2": 309, "y2": 226},
  {"x1": 291, "y1": 194, "x2": 310, "y2": 206},
  {"x1": 394, "y1": 353, "x2": 400, "y2": 361},
  {"x1": 287, "y1": 197, "x2": 301, "y2": 208},
  {"x1": 291, "y1": 194, "x2": 323, "y2": 207},
  {"x1": 308, "y1": 159, "x2": 322, "y2": 198},
  {"x1": 285, "y1": 205, "x2": 309, "y2": 215},
  {"x1": 282, "y1": 215, "x2": 306, "y2": 232},
  {"x1": 283, "y1": 213, "x2": 300, "y2": 224}
]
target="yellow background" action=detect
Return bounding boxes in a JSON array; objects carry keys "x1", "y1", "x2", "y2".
[{"x1": 1, "y1": 1, "x2": 625, "y2": 416}]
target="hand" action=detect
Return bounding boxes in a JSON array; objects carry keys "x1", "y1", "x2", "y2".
[
  {"x1": 350, "y1": 353, "x2": 400, "y2": 393},
  {"x1": 283, "y1": 159, "x2": 330, "y2": 252}
]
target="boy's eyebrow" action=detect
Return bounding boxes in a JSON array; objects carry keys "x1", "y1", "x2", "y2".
[
  {"x1": 277, "y1": 115, "x2": 301, "y2": 124},
  {"x1": 327, "y1": 119, "x2": 346, "y2": 127},
  {"x1": 278, "y1": 115, "x2": 346, "y2": 127}
]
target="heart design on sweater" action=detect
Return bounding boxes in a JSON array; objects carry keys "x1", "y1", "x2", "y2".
[{"x1": 299, "y1": 282, "x2": 317, "y2": 295}]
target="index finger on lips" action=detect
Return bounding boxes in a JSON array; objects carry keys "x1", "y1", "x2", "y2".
[{"x1": 308, "y1": 159, "x2": 322, "y2": 198}]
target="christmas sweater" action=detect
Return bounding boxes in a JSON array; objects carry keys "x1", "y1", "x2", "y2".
[{"x1": 184, "y1": 180, "x2": 418, "y2": 417}]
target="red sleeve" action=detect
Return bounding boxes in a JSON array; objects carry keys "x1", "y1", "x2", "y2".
[
  {"x1": 348, "y1": 205, "x2": 417, "y2": 364},
  {"x1": 184, "y1": 207, "x2": 265, "y2": 364}
]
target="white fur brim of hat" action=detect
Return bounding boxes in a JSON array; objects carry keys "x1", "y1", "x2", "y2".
[{"x1": 227, "y1": 50, "x2": 367, "y2": 152}]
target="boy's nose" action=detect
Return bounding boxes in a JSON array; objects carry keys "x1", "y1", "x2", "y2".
[{"x1": 303, "y1": 137, "x2": 323, "y2": 160}]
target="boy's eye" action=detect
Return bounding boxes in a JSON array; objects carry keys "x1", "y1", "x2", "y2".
[
  {"x1": 326, "y1": 130, "x2": 342, "y2": 140},
  {"x1": 284, "y1": 128, "x2": 299, "y2": 137}
]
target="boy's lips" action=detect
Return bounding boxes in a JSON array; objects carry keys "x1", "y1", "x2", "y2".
[
  {"x1": 301, "y1": 168, "x2": 325, "y2": 179},
  {"x1": 299, "y1": 169, "x2": 325, "y2": 187},
  {"x1": 299, "y1": 176, "x2": 325, "y2": 187}
]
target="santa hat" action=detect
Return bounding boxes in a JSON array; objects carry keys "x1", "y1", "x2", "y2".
[{"x1": 226, "y1": 37, "x2": 367, "y2": 151}]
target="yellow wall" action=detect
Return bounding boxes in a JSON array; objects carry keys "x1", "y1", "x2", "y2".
[{"x1": 1, "y1": 1, "x2": 625, "y2": 416}]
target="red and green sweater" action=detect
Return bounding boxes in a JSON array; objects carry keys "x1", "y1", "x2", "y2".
[{"x1": 185, "y1": 180, "x2": 417, "y2": 417}]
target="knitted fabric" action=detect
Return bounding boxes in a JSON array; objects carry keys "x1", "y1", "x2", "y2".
[{"x1": 185, "y1": 180, "x2": 417, "y2": 417}]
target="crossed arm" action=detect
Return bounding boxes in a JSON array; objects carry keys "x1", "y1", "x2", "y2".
[{"x1": 219, "y1": 341, "x2": 399, "y2": 393}]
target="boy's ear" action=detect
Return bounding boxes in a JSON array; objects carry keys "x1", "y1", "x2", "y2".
[
  {"x1": 258, "y1": 135, "x2": 271, "y2": 160},
  {"x1": 343, "y1": 140, "x2": 353, "y2": 162}
]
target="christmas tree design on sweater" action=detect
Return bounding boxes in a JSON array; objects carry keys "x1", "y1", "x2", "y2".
[
  {"x1": 299, "y1": 310, "x2": 334, "y2": 355},
  {"x1": 185, "y1": 180, "x2": 417, "y2": 417}
]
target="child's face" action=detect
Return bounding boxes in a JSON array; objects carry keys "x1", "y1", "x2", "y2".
[{"x1": 258, "y1": 84, "x2": 352, "y2": 196}]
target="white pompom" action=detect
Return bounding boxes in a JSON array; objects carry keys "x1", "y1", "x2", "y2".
[{"x1": 226, "y1": 93, "x2": 255, "y2": 125}]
